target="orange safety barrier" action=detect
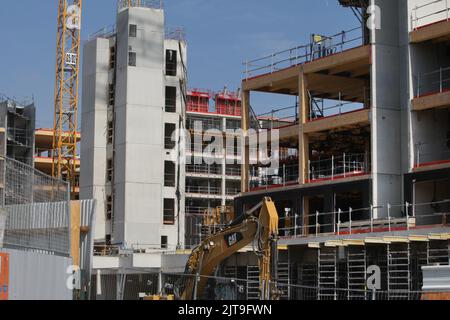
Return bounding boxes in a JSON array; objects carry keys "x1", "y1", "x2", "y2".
[{"x1": 0, "y1": 253, "x2": 9, "y2": 300}]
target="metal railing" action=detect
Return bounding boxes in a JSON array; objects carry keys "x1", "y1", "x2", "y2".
[
  {"x1": 278, "y1": 199, "x2": 450, "y2": 239},
  {"x1": 250, "y1": 163, "x2": 299, "y2": 190},
  {"x1": 257, "y1": 105, "x2": 298, "y2": 130},
  {"x1": 187, "y1": 117, "x2": 223, "y2": 131},
  {"x1": 185, "y1": 186, "x2": 222, "y2": 196},
  {"x1": 117, "y1": 0, "x2": 163, "y2": 11},
  {"x1": 415, "y1": 66, "x2": 450, "y2": 97},
  {"x1": 309, "y1": 96, "x2": 368, "y2": 121},
  {"x1": 0, "y1": 94, "x2": 34, "y2": 108},
  {"x1": 158, "y1": 273, "x2": 445, "y2": 301},
  {"x1": 226, "y1": 187, "x2": 240, "y2": 196},
  {"x1": 411, "y1": 0, "x2": 450, "y2": 30},
  {"x1": 185, "y1": 207, "x2": 211, "y2": 216},
  {"x1": 243, "y1": 27, "x2": 364, "y2": 79},
  {"x1": 225, "y1": 167, "x2": 241, "y2": 176},
  {"x1": 165, "y1": 27, "x2": 186, "y2": 42},
  {"x1": 88, "y1": 24, "x2": 116, "y2": 41},
  {"x1": 186, "y1": 164, "x2": 222, "y2": 176},
  {"x1": 415, "y1": 138, "x2": 450, "y2": 167},
  {"x1": 308, "y1": 153, "x2": 370, "y2": 182},
  {"x1": 0, "y1": 155, "x2": 69, "y2": 206}
]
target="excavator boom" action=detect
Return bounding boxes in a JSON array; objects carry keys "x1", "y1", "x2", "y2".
[{"x1": 181, "y1": 197, "x2": 279, "y2": 300}]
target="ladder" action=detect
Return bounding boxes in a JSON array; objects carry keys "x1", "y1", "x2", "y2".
[
  {"x1": 277, "y1": 262, "x2": 290, "y2": 300},
  {"x1": 387, "y1": 243, "x2": 411, "y2": 300},
  {"x1": 347, "y1": 246, "x2": 367, "y2": 300},
  {"x1": 318, "y1": 247, "x2": 337, "y2": 300},
  {"x1": 246, "y1": 266, "x2": 260, "y2": 300}
]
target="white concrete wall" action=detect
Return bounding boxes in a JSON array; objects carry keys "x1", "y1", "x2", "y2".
[
  {"x1": 82, "y1": 8, "x2": 187, "y2": 249},
  {"x1": 371, "y1": 0, "x2": 404, "y2": 217},
  {"x1": 412, "y1": 109, "x2": 450, "y2": 163},
  {"x1": 80, "y1": 38, "x2": 110, "y2": 240},
  {"x1": 162, "y1": 39, "x2": 187, "y2": 249},
  {"x1": 113, "y1": 7, "x2": 165, "y2": 248}
]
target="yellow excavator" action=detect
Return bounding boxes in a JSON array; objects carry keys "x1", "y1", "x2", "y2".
[{"x1": 179, "y1": 197, "x2": 279, "y2": 300}]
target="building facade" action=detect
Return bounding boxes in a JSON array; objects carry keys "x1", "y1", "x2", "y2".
[
  {"x1": 184, "y1": 89, "x2": 242, "y2": 248},
  {"x1": 233, "y1": 0, "x2": 450, "y2": 297},
  {"x1": 80, "y1": 3, "x2": 187, "y2": 251}
]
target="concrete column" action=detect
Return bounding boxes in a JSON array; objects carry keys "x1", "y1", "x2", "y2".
[
  {"x1": 241, "y1": 90, "x2": 250, "y2": 192},
  {"x1": 222, "y1": 117, "x2": 227, "y2": 206},
  {"x1": 298, "y1": 73, "x2": 309, "y2": 184},
  {"x1": 371, "y1": 0, "x2": 403, "y2": 218}
]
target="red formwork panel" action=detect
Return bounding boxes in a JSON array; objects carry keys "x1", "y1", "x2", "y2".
[
  {"x1": 187, "y1": 89, "x2": 211, "y2": 113},
  {"x1": 215, "y1": 92, "x2": 242, "y2": 116}
]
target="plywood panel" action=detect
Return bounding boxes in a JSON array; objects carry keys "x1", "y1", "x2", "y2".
[
  {"x1": 303, "y1": 109, "x2": 370, "y2": 134},
  {"x1": 410, "y1": 19, "x2": 450, "y2": 43},
  {"x1": 70, "y1": 201, "x2": 81, "y2": 267}
]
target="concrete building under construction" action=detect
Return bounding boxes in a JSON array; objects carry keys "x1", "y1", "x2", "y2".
[
  {"x1": 229, "y1": 0, "x2": 450, "y2": 298},
  {"x1": 184, "y1": 88, "x2": 242, "y2": 248},
  {"x1": 80, "y1": 2, "x2": 187, "y2": 251}
]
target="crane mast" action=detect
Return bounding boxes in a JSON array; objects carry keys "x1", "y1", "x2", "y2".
[{"x1": 53, "y1": 0, "x2": 82, "y2": 197}]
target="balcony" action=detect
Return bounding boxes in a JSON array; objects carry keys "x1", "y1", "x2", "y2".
[
  {"x1": 226, "y1": 187, "x2": 240, "y2": 196},
  {"x1": 413, "y1": 66, "x2": 450, "y2": 110},
  {"x1": 278, "y1": 199, "x2": 450, "y2": 239},
  {"x1": 243, "y1": 27, "x2": 364, "y2": 80},
  {"x1": 411, "y1": 0, "x2": 450, "y2": 43},
  {"x1": 186, "y1": 164, "x2": 222, "y2": 177},
  {"x1": 308, "y1": 153, "x2": 370, "y2": 183},
  {"x1": 185, "y1": 186, "x2": 222, "y2": 197},
  {"x1": 250, "y1": 163, "x2": 299, "y2": 191},
  {"x1": 225, "y1": 166, "x2": 241, "y2": 177}
]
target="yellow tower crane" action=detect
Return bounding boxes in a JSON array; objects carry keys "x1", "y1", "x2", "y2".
[{"x1": 53, "y1": 0, "x2": 82, "y2": 198}]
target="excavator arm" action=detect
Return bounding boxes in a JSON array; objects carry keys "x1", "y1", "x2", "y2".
[{"x1": 181, "y1": 197, "x2": 279, "y2": 300}]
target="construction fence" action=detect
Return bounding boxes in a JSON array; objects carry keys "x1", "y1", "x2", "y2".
[
  {"x1": 90, "y1": 271, "x2": 448, "y2": 301},
  {"x1": 0, "y1": 155, "x2": 69, "y2": 206}
]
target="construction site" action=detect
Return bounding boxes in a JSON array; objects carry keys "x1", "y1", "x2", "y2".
[{"x1": 0, "y1": 0, "x2": 450, "y2": 302}]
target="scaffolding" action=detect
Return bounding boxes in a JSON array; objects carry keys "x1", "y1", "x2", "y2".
[
  {"x1": 347, "y1": 246, "x2": 367, "y2": 300},
  {"x1": 317, "y1": 246, "x2": 338, "y2": 300},
  {"x1": 387, "y1": 243, "x2": 411, "y2": 299},
  {"x1": 215, "y1": 90, "x2": 242, "y2": 116},
  {"x1": 187, "y1": 89, "x2": 211, "y2": 113},
  {"x1": 246, "y1": 265, "x2": 260, "y2": 300}
]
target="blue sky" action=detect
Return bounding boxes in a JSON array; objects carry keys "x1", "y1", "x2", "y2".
[{"x1": 0, "y1": 0, "x2": 356, "y2": 128}]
